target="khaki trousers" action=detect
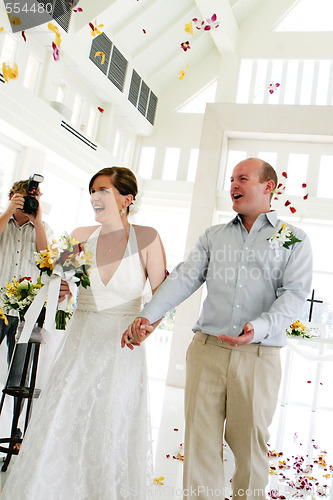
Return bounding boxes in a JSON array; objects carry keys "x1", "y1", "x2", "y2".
[{"x1": 184, "y1": 331, "x2": 281, "y2": 500}]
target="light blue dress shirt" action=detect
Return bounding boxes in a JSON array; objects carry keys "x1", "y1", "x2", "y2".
[{"x1": 141, "y1": 211, "x2": 313, "y2": 346}]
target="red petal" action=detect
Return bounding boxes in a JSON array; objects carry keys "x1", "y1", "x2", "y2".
[
  {"x1": 89, "y1": 22, "x2": 94, "y2": 30},
  {"x1": 211, "y1": 14, "x2": 217, "y2": 22},
  {"x1": 303, "y1": 194, "x2": 308, "y2": 200},
  {"x1": 142, "y1": 29, "x2": 146, "y2": 34},
  {"x1": 97, "y1": 107, "x2": 104, "y2": 113},
  {"x1": 282, "y1": 172, "x2": 287, "y2": 178},
  {"x1": 269, "y1": 90, "x2": 274, "y2": 94},
  {"x1": 302, "y1": 183, "x2": 307, "y2": 188},
  {"x1": 174, "y1": 428, "x2": 178, "y2": 431},
  {"x1": 290, "y1": 207, "x2": 296, "y2": 214},
  {"x1": 277, "y1": 183, "x2": 283, "y2": 188},
  {"x1": 284, "y1": 200, "x2": 291, "y2": 206},
  {"x1": 307, "y1": 380, "x2": 311, "y2": 383},
  {"x1": 275, "y1": 83, "x2": 280, "y2": 87},
  {"x1": 274, "y1": 197, "x2": 278, "y2": 200},
  {"x1": 166, "y1": 454, "x2": 170, "y2": 458},
  {"x1": 22, "y1": 31, "x2": 26, "y2": 42},
  {"x1": 204, "y1": 25, "x2": 211, "y2": 30}
]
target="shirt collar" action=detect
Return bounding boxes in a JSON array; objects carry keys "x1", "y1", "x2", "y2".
[
  {"x1": 9, "y1": 214, "x2": 33, "y2": 228},
  {"x1": 232, "y1": 210, "x2": 278, "y2": 227}
]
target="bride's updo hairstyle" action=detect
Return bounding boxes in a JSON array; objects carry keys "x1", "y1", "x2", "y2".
[{"x1": 89, "y1": 167, "x2": 138, "y2": 213}]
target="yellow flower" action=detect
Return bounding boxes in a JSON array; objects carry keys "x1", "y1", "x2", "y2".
[
  {"x1": 0, "y1": 307, "x2": 8, "y2": 326},
  {"x1": 185, "y1": 22, "x2": 193, "y2": 35},
  {"x1": 281, "y1": 223, "x2": 286, "y2": 230},
  {"x1": 36, "y1": 249, "x2": 55, "y2": 270},
  {"x1": 178, "y1": 64, "x2": 189, "y2": 80},
  {"x1": 48, "y1": 22, "x2": 61, "y2": 46},
  {"x1": 2, "y1": 62, "x2": 18, "y2": 82},
  {"x1": 153, "y1": 476, "x2": 165, "y2": 485}
]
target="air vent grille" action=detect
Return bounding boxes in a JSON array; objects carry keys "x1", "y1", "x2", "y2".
[
  {"x1": 108, "y1": 47, "x2": 128, "y2": 92},
  {"x1": 138, "y1": 81, "x2": 149, "y2": 116},
  {"x1": 89, "y1": 33, "x2": 112, "y2": 75},
  {"x1": 146, "y1": 91, "x2": 158, "y2": 125},
  {"x1": 0, "y1": 73, "x2": 5, "y2": 84},
  {"x1": 61, "y1": 121, "x2": 97, "y2": 151},
  {"x1": 128, "y1": 70, "x2": 141, "y2": 107}
]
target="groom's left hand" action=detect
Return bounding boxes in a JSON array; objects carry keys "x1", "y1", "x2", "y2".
[{"x1": 218, "y1": 322, "x2": 254, "y2": 346}]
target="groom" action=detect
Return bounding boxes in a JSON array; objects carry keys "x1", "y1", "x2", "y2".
[{"x1": 122, "y1": 158, "x2": 313, "y2": 499}]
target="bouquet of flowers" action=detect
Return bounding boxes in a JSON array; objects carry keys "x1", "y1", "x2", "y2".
[
  {"x1": 286, "y1": 320, "x2": 317, "y2": 339},
  {"x1": 0, "y1": 276, "x2": 43, "y2": 321},
  {"x1": 34, "y1": 234, "x2": 93, "y2": 330}
]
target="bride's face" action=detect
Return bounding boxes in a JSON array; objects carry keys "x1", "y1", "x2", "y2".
[{"x1": 90, "y1": 175, "x2": 124, "y2": 222}]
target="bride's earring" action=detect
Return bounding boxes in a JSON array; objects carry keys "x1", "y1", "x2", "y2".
[{"x1": 120, "y1": 208, "x2": 126, "y2": 216}]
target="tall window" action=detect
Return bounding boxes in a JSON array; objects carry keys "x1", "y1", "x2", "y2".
[
  {"x1": 0, "y1": 140, "x2": 20, "y2": 210},
  {"x1": 162, "y1": 148, "x2": 180, "y2": 181},
  {"x1": 138, "y1": 147, "x2": 156, "y2": 179},
  {"x1": 23, "y1": 54, "x2": 41, "y2": 93},
  {"x1": 0, "y1": 35, "x2": 18, "y2": 67},
  {"x1": 71, "y1": 94, "x2": 83, "y2": 128}
]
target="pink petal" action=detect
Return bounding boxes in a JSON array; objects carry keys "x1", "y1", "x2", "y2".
[
  {"x1": 211, "y1": 13, "x2": 217, "y2": 22},
  {"x1": 275, "y1": 83, "x2": 280, "y2": 87},
  {"x1": 269, "y1": 90, "x2": 274, "y2": 94},
  {"x1": 204, "y1": 25, "x2": 211, "y2": 30}
]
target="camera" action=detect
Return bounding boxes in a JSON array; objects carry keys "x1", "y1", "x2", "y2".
[{"x1": 23, "y1": 174, "x2": 44, "y2": 215}]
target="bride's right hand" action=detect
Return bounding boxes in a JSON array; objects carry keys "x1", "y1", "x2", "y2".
[{"x1": 58, "y1": 280, "x2": 72, "y2": 302}]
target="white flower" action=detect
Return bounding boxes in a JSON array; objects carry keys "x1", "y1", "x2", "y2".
[{"x1": 129, "y1": 193, "x2": 142, "y2": 216}]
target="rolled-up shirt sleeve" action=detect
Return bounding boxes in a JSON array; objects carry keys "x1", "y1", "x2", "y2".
[
  {"x1": 251, "y1": 233, "x2": 313, "y2": 343},
  {"x1": 141, "y1": 230, "x2": 210, "y2": 324}
]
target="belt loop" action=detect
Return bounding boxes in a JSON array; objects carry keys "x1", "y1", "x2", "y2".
[
  {"x1": 202, "y1": 333, "x2": 208, "y2": 345},
  {"x1": 258, "y1": 345, "x2": 262, "y2": 357}
]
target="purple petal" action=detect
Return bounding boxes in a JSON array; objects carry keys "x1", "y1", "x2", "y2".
[{"x1": 211, "y1": 13, "x2": 217, "y2": 22}]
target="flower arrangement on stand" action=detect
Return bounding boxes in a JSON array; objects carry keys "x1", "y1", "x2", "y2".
[
  {"x1": 286, "y1": 320, "x2": 317, "y2": 339},
  {"x1": 0, "y1": 276, "x2": 43, "y2": 321}
]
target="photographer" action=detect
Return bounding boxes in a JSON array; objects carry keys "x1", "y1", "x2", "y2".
[{"x1": 0, "y1": 178, "x2": 52, "y2": 442}]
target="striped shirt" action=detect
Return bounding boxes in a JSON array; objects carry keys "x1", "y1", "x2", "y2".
[{"x1": 0, "y1": 214, "x2": 52, "y2": 292}]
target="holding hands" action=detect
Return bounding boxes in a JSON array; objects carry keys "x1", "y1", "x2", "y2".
[{"x1": 121, "y1": 317, "x2": 156, "y2": 350}]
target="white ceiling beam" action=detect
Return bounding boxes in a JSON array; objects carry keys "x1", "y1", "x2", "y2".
[
  {"x1": 113, "y1": 0, "x2": 158, "y2": 36},
  {"x1": 132, "y1": 4, "x2": 197, "y2": 61},
  {"x1": 241, "y1": 0, "x2": 300, "y2": 33},
  {"x1": 193, "y1": 0, "x2": 239, "y2": 53}
]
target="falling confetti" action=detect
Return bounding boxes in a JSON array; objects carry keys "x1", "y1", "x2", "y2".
[
  {"x1": 94, "y1": 51, "x2": 105, "y2": 64},
  {"x1": 2, "y1": 62, "x2": 18, "y2": 82},
  {"x1": 97, "y1": 107, "x2": 104, "y2": 113},
  {"x1": 52, "y1": 42, "x2": 60, "y2": 61},
  {"x1": 0, "y1": 27, "x2": 4, "y2": 33},
  {"x1": 268, "y1": 82, "x2": 280, "y2": 94},
  {"x1": 142, "y1": 28, "x2": 146, "y2": 34},
  {"x1": 181, "y1": 41, "x2": 191, "y2": 52},
  {"x1": 48, "y1": 23, "x2": 61, "y2": 46},
  {"x1": 204, "y1": 14, "x2": 220, "y2": 30},
  {"x1": 178, "y1": 64, "x2": 189, "y2": 80},
  {"x1": 192, "y1": 18, "x2": 205, "y2": 30},
  {"x1": 153, "y1": 476, "x2": 165, "y2": 485},
  {"x1": 22, "y1": 31, "x2": 26, "y2": 42},
  {"x1": 9, "y1": 16, "x2": 21, "y2": 26},
  {"x1": 184, "y1": 22, "x2": 193, "y2": 35},
  {"x1": 89, "y1": 20, "x2": 104, "y2": 37}
]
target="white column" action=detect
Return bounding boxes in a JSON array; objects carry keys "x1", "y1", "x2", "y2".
[{"x1": 166, "y1": 104, "x2": 227, "y2": 388}]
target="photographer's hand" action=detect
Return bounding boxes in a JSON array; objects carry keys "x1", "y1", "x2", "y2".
[
  {"x1": 28, "y1": 199, "x2": 48, "y2": 252},
  {"x1": 0, "y1": 194, "x2": 24, "y2": 235}
]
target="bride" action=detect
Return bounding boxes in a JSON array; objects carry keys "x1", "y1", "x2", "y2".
[{"x1": 1, "y1": 167, "x2": 167, "y2": 499}]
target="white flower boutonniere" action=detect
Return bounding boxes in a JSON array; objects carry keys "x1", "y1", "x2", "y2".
[{"x1": 268, "y1": 224, "x2": 302, "y2": 250}]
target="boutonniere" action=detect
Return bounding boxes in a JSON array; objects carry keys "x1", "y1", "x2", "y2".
[{"x1": 268, "y1": 224, "x2": 302, "y2": 251}]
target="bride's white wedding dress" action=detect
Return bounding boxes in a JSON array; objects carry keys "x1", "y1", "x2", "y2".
[{"x1": 1, "y1": 225, "x2": 153, "y2": 500}]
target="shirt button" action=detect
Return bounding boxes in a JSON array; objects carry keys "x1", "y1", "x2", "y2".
[
  {"x1": 239, "y1": 284, "x2": 243, "y2": 288},
  {"x1": 241, "y1": 266, "x2": 245, "y2": 269},
  {"x1": 233, "y1": 325, "x2": 237, "y2": 329},
  {"x1": 236, "y1": 305, "x2": 240, "y2": 308},
  {"x1": 245, "y1": 246, "x2": 249, "y2": 250}
]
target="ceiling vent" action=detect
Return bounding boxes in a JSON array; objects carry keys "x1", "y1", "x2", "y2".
[
  {"x1": 61, "y1": 120, "x2": 97, "y2": 151},
  {"x1": 108, "y1": 46, "x2": 128, "y2": 93},
  {"x1": 127, "y1": 71, "x2": 158, "y2": 125},
  {"x1": 89, "y1": 33, "x2": 113, "y2": 76},
  {"x1": 0, "y1": 73, "x2": 5, "y2": 84},
  {"x1": 128, "y1": 70, "x2": 141, "y2": 107}
]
